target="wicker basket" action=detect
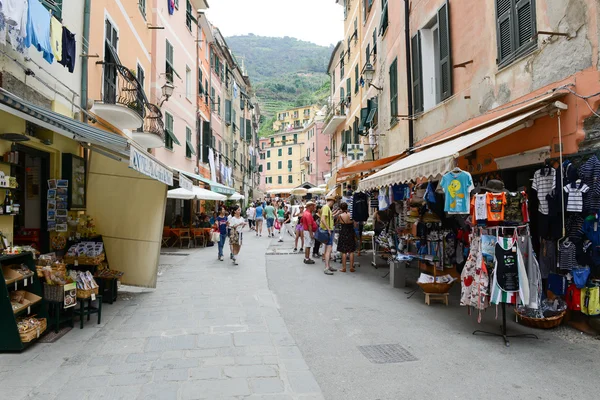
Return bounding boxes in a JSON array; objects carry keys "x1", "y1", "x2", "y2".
[
  {"x1": 19, "y1": 318, "x2": 46, "y2": 343},
  {"x1": 76, "y1": 286, "x2": 99, "y2": 299},
  {"x1": 43, "y1": 283, "x2": 64, "y2": 302},
  {"x1": 515, "y1": 310, "x2": 566, "y2": 329},
  {"x1": 417, "y1": 281, "x2": 453, "y2": 294},
  {"x1": 64, "y1": 254, "x2": 105, "y2": 266},
  {"x1": 36, "y1": 263, "x2": 66, "y2": 278}
]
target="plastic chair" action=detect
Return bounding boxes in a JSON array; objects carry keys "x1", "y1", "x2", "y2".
[
  {"x1": 178, "y1": 229, "x2": 192, "y2": 248},
  {"x1": 193, "y1": 229, "x2": 207, "y2": 248}
]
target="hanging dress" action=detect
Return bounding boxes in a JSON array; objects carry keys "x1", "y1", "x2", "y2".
[{"x1": 490, "y1": 236, "x2": 530, "y2": 305}]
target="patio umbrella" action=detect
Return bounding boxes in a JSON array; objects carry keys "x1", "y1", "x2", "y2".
[
  {"x1": 229, "y1": 192, "x2": 244, "y2": 200},
  {"x1": 308, "y1": 187, "x2": 326, "y2": 194},
  {"x1": 192, "y1": 186, "x2": 227, "y2": 201},
  {"x1": 167, "y1": 188, "x2": 195, "y2": 200},
  {"x1": 290, "y1": 188, "x2": 308, "y2": 196}
]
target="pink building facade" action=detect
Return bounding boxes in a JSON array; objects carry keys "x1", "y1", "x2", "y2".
[{"x1": 305, "y1": 121, "x2": 329, "y2": 187}]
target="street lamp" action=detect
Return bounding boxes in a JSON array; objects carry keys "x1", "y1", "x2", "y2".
[
  {"x1": 363, "y1": 63, "x2": 382, "y2": 92},
  {"x1": 324, "y1": 146, "x2": 329, "y2": 157},
  {"x1": 159, "y1": 82, "x2": 175, "y2": 106}
]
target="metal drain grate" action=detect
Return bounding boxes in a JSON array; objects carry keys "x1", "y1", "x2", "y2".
[{"x1": 358, "y1": 344, "x2": 417, "y2": 364}]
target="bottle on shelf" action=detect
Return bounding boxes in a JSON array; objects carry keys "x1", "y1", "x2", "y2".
[{"x1": 4, "y1": 190, "x2": 11, "y2": 215}]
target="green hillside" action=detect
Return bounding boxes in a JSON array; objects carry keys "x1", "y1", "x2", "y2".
[{"x1": 225, "y1": 35, "x2": 333, "y2": 136}]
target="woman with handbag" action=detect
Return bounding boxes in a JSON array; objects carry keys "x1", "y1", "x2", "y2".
[
  {"x1": 319, "y1": 196, "x2": 337, "y2": 275},
  {"x1": 228, "y1": 207, "x2": 246, "y2": 265},
  {"x1": 216, "y1": 207, "x2": 228, "y2": 261},
  {"x1": 336, "y1": 202, "x2": 357, "y2": 272}
]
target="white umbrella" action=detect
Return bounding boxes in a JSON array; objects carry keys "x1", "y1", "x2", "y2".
[
  {"x1": 290, "y1": 188, "x2": 308, "y2": 196},
  {"x1": 308, "y1": 187, "x2": 326, "y2": 194},
  {"x1": 167, "y1": 188, "x2": 195, "y2": 200},
  {"x1": 192, "y1": 186, "x2": 227, "y2": 201},
  {"x1": 229, "y1": 192, "x2": 244, "y2": 200}
]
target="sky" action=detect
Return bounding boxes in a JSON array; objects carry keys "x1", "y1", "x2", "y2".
[{"x1": 205, "y1": 0, "x2": 344, "y2": 47}]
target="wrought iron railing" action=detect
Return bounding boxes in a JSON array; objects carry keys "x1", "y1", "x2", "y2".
[
  {"x1": 323, "y1": 101, "x2": 346, "y2": 126},
  {"x1": 101, "y1": 62, "x2": 147, "y2": 120},
  {"x1": 138, "y1": 103, "x2": 165, "y2": 140}
]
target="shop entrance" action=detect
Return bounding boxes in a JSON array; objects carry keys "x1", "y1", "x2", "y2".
[{"x1": 11, "y1": 144, "x2": 50, "y2": 252}]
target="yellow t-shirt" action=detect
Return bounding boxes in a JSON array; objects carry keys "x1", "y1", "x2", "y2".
[
  {"x1": 50, "y1": 17, "x2": 62, "y2": 62},
  {"x1": 320, "y1": 205, "x2": 333, "y2": 231}
]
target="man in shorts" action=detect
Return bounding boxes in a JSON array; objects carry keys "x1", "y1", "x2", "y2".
[
  {"x1": 264, "y1": 201, "x2": 276, "y2": 237},
  {"x1": 302, "y1": 202, "x2": 317, "y2": 264}
]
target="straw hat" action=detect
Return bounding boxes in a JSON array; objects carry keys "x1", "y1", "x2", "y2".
[
  {"x1": 305, "y1": 201, "x2": 316, "y2": 207},
  {"x1": 326, "y1": 196, "x2": 336, "y2": 202}
]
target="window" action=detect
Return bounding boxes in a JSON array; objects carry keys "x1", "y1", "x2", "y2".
[
  {"x1": 186, "y1": 0, "x2": 197, "y2": 31},
  {"x1": 389, "y1": 58, "x2": 398, "y2": 125},
  {"x1": 265, "y1": 177, "x2": 268, "y2": 184},
  {"x1": 278, "y1": 161, "x2": 282, "y2": 170},
  {"x1": 204, "y1": 79, "x2": 209, "y2": 103},
  {"x1": 136, "y1": 63, "x2": 145, "y2": 90},
  {"x1": 165, "y1": 113, "x2": 174, "y2": 150},
  {"x1": 340, "y1": 51, "x2": 345, "y2": 79},
  {"x1": 278, "y1": 149, "x2": 282, "y2": 157},
  {"x1": 41, "y1": 0, "x2": 63, "y2": 21},
  {"x1": 355, "y1": 64, "x2": 359, "y2": 93},
  {"x1": 346, "y1": 78, "x2": 351, "y2": 100},
  {"x1": 270, "y1": 137, "x2": 274, "y2": 147},
  {"x1": 412, "y1": 1, "x2": 452, "y2": 112},
  {"x1": 496, "y1": 0, "x2": 537, "y2": 66},
  {"x1": 380, "y1": 0, "x2": 389, "y2": 36},
  {"x1": 267, "y1": 162, "x2": 271, "y2": 170},
  {"x1": 217, "y1": 96, "x2": 221, "y2": 116},
  {"x1": 267, "y1": 150, "x2": 271, "y2": 158},
  {"x1": 185, "y1": 127, "x2": 195, "y2": 158},
  {"x1": 287, "y1": 160, "x2": 292, "y2": 170},
  {"x1": 259, "y1": 164, "x2": 263, "y2": 172},
  {"x1": 373, "y1": 29, "x2": 377, "y2": 56},
  {"x1": 282, "y1": 135, "x2": 286, "y2": 145},
  {"x1": 259, "y1": 153, "x2": 265, "y2": 160},
  {"x1": 198, "y1": 68, "x2": 203, "y2": 96},
  {"x1": 138, "y1": 0, "x2": 146, "y2": 19},
  {"x1": 288, "y1": 175, "x2": 293, "y2": 184},
  {"x1": 185, "y1": 66, "x2": 192, "y2": 99},
  {"x1": 293, "y1": 134, "x2": 298, "y2": 143},
  {"x1": 288, "y1": 147, "x2": 292, "y2": 155},
  {"x1": 210, "y1": 87, "x2": 215, "y2": 112},
  {"x1": 278, "y1": 176, "x2": 282, "y2": 184},
  {"x1": 218, "y1": 140, "x2": 222, "y2": 153},
  {"x1": 362, "y1": 0, "x2": 367, "y2": 23},
  {"x1": 224, "y1": 100, "x2": 232, "y2": 125},
  {"x1": 166, "y1": 40, "x2": 175, "y2": 83},
  {"x1": 366, "y1": 44, "x2": 371, "y2": 64},
  {"x1": 262, "y1": 142, "x2": 265, "y2": 149}
]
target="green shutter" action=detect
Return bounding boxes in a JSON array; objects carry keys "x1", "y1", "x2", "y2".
[
  {"x1": 225, "y1": 100, "x2": 232, "y2": 124},
  {"x1": 437, "y1": 1, "x2": 452, "y2": 101},
  {"x1": 359, "y1": 107, "x2": 369, "y2": 131},
  {"x1": 496, "y1": 0, "x2": 514, "y2": 63},
  {"x1": 365, "y1": 99, "x2": 378, "y2": 125},
  {"x1": 516, "y1": 0, "x2": 536, "y2": 48},
  {"x1": 353, "y1": 118, "x2": 359, "y2": 144},
  {"x1": 346, "y1": 78, "x2": 351, "y2": 99},
  {"x1": 246, "y1": 119, "x2": 252, "y2": 141},
  {"x1": 379, "y1": 0, "x2": 388, "y2": 35},
  {"x1": 186, "y1": 127, "x2": 196, "y2": 157},
  {"x1": 201, "y1": 121, "x2": 210, "y2": 162},
  {"x1": 411, "y1": 33, "x2": 423, "y2": 113},
  {"x1": 240, "y1": 117, "x2": 245, "y2": 139},
  {"x1": 389, "y1": 59, "x2": 398, "y2": 120},
  {"x1": 354, "y1": 64, "x2": 359, "y2": 93}
]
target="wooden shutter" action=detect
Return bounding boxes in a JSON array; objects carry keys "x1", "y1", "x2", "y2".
[
  {"x1": 516, "y1": 0, "x2": 536, "y2": 48},
  {"x1": 353, "y1": 118, "x2": 359, "y2": 143},
  {"x1": 389, "y1": 59, "x2": 398, "y2": 119},
  {"x1": 240, "y1": 117, "x2": 245, "y2": 139},
  {"x1": 224, "y1": 99, "x2": 231, "y2": 124},
  {"x1": 437, "y1": 1, "x2": 452, "y2": 101},
  {"x1": 411, "y1": 33, "x2": 423, "y2": 113},
  {"x1": 359, "y1": 107, "x2": 369, "y2": 131},
  {"x1": 246, "y1": 119, "x2": 252, "y2": 141},
  {"x1": 496, "y1": 0, "x2": 513, "y2": 63},
  {"x1": 202, "y1": 121, "x2": 210, "y2": 162}
]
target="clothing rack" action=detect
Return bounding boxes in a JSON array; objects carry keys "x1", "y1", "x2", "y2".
[{"x1": 471, "y1": 224, "x2": 539, "y2": 347}]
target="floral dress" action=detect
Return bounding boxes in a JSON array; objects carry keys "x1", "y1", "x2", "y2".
[{"x1": 337, "y1": 213, "x2": 356, "y2": 254}]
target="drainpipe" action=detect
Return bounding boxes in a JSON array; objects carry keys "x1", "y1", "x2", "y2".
[
  {"x1": 404, "y1": 0, "x2": 414, "y2": 149},
  {"x1": 80, "y1": 0, "x2": 91, "y2": 123}
]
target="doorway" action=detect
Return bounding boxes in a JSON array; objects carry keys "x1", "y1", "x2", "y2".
[{"x1": 11, "y1": 144, "x2": 50, "y2": 252}]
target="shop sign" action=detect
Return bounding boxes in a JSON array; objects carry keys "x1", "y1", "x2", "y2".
[
  {"x1": 129, "y1": 147, "x2": 174, "y2": 185},
  {"x1": 179, "y1": 174, "x2": 193, "y2": 192}
]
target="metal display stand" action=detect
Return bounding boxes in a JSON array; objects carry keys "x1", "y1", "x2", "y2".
[{"x1": 473, "y1": 303, "x2": 538, "y2": 347}]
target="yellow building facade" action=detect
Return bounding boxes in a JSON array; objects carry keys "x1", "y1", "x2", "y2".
[
  {"x1": 259, "y1": 129, "x2": 305, "y2": 193},
  {"x1": 272, "y1": 105, "x2": 321, "y2": 132}
]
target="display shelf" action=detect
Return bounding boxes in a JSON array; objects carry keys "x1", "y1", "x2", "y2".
[
  {"x1": 0, "y1": 160, "x2": 22, "y2": 168},
  {"x1": 0, "y1": 252, "x2": 48, "y2": 351}
]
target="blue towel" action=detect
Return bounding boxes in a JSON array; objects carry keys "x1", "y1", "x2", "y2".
[{"x1": 24, "y1": 0, "x2": 54, "y2": 63}]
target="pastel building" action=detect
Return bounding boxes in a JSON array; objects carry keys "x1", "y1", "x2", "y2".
[{"x1": 273, "y1": 105, "x2": 321, "y2": 132}]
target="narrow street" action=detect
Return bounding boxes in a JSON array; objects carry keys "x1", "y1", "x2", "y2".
[{"x1": 2, "y1": 231, "x2": 599, "y2": 400}]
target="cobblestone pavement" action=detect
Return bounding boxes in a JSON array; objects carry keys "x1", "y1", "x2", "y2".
[{"x1": 0, "y1": 232, "x2": 324, "y2": 400}]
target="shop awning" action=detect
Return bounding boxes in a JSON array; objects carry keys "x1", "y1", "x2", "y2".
[
  {"x1": 267, "y1": 188, "x2": 292, "y2": 194},
  {"x1": 174, "y1": 168, "x2": 235, "y2": 196},
  {"x1": 337, "y1": 154, "x2": 403, "y2": 180},
  {"x1": 0, "y1": 88, "x2": 173, "y2": 186},
  {"x1": 167, "y1": 187, "x2": 195, "y2": 200},
  {"x1": 229, "y1": 192, "x2": 244, "y2": 200},
  {"x1": 358, "y1": 107, "x2": 545, "y2": 191},
  {"x1": 167, "y1": 186, "x2": 226, "y2": 201}
]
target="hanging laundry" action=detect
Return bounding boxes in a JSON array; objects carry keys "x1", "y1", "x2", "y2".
[
  {"x1": 440, "y1": 169, "x2": 474, "y2": 214},
  {"x1": 58, "y1": 25, "x2": 75, "y2": 72},
  {"x1": 49, "y1": 16, "x2": 62, "y2": 62},
  {"x1": 1, "y1": 0, "x2": 28, "y2": 33},
  {"x1": 24, "y1": 0, "x2": 54, "y2": 63},
  {"x1": 0, "y1": 13, "x2": 7, "y2": 46},
  {"x1": 532, "y1": 166, "x2": 555, "y2": 215},
  {"x1": 378, "y1": 187, "x2": 389, "y2": 211},
  {"x1": 168, "y1": 0, "x2": 175, "y2": 15}
]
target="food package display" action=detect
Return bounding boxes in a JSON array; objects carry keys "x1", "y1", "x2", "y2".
[
  {"x1": 69, "y1": 270, "x2": 99, "y2": 290},
  {"x1": 17, "y1": 317, "x2": 43, "y2": 333}
]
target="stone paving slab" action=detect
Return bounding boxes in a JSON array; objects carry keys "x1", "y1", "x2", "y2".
[{"x1": 0, "y1": 233, "x2": 323, "y2": 400}]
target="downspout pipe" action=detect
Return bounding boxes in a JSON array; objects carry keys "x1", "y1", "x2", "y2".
[
  {"x1": 404, "y1": 0, "x2": 414, "y2": 149},
  {"x1": 80, "y1": 0, "x2": 91, "y2": 123}
]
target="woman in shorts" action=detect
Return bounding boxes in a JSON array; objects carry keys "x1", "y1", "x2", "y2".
[{"x1": 294, "y1": 205, "x2": 305, "y2": 252}]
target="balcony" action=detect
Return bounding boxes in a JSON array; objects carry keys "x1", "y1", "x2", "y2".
[
  {"x1": 91, "y1": 62, "x2": 146, "y2": 130},
  {"x1": 300, "y1": 156, "x2": 310, "y2": 166},
  {"x1": 322, "y1": 101, "x2": 346, "y2": 135},
  {"x1": 132, "y1": 103, "x2": 165, "y2": 148}
]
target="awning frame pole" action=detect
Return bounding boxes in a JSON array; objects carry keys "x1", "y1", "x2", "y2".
[{"x1": 558, "y1": 111, "x2": 565, "y2": 237}]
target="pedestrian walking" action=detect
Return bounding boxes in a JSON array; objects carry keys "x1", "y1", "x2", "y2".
[
  {"x1": 313, "y1": 205, "x2": 322, "y2": 258},
  {"x1": 302, "y1": 202, "x2": 317, "y2": 265},
  {"x1": 320, "y1": 196, "x2": 337, "y2": 275},
  {"x1": 279, "y1": 206, "x2": 292, "y2": 242},
  {"x1": 228, "y1": 207, "x2": 246, "y2": 265},
  {"x1": 264, "y1": 201, "x2": 276, "y2": 237},
  {"x1": 255, "y1": 202, "x2": 264, "y2": 236},
  {"x1": 336, "y1": 202, "x2": 357, "y2": 272},
  {"x1": 294, "y1": 205, "x2": 305, "y2": 252},
  {"x1": 246, "y1": 203, "x2": 256, "y2": 231},
  {"x1": 216, "y1": 207, "x2": 228, "y2": 261}
]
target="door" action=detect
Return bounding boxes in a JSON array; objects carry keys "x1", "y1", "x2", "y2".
[{"x1": 103, "y1": 19, "x2": 119, "y2": 104}]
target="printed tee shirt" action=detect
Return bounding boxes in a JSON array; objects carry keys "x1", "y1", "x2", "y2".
[
  {"x1": 472, "y1": 193, "x2": 488, "y2": 221},
  {"x1": 504, "y1": 192, "x2": 525, "y2": 223},
  {"x1": 487, "y1": 193, "x2": 506, "y2": 222},
  {"x1": 216, "y1": 216, "x2": 228, "y2": 235},
  {"x1": 532, "y1": 168, "x2": 556, "y2": 215},
  {"x1": 320, "y1": 205, "x2": 334, "y2": 231},
  {"x1": 440, "y1": 171, "x2": 474, "y2": 214},
  {"x1": 564, "y1": 182, "x2": 590, "y2": 212},
  {"x1": 264, "y1": 205, "x2": 276, "y2": 219}
]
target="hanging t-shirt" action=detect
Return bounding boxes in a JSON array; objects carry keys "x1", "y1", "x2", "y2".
[
  {"x1": 472, "y1": 194, "x2": 488, "y2": 221},
  {"x1": 49, "y1": 16, "x2": 62, "y2": 62},
  {"x1": 579, "y1": 155, "x2": 600, "y2": 212},
  {"x1": 58, "y1": 26, "x2": 76, "y2": 73},
  {"x1": 486, "y1": 193, "x2": 506, "y2": 222},
  {"x1": 2, "y1": 0, "x2": 28, "y2": 33},
  {"x1": 352, "y1": 192, "x2": 369, "y2": 222},
  {"x1": 559, "y1": 240, "x2": 577, "y2": 270},
  {"x1": 370, "y1": 190, "x2": 379, "y2": 209},
  {"x1": 24, "y1": 0, "x2": 54, "y2": 63},
  {"x1": 532, "y1": 167, "x2": 556, "y2": 215},
  {"x1": 504, "y1": 192, "x2": 525, "y2": 223},
  {"x1": 440, "y1": 170, "x2": 474, "y2": 214},
  {"x1": 564, "y1": 182, "x2": 590, "y2": 212}
]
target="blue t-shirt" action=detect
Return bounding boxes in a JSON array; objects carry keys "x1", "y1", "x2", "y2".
[
  {"x1": 25, "y1": 0, "x2": 54, "y2": 63},
  {"x1": 440, "y1": 171, "x2": 473, "y2": 214},
  {"x1": 216, "y1": 216, "x2": 228, "y2": 235},
  {"x1": 255, "y1": 206, "x2": 263, "y2": 218}
]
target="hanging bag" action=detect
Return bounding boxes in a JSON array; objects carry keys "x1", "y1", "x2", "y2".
[
  {"x1": 581, "y1": 286, "x2": 600, "y2": 316},
  {"x1": 315, "y1": 227, "x2": 331, "y2": 244},
  {"x1": 211, "y1": 232, "x2": 221, "y2": 243},
  {"x1": 572, "y1": 266, "x2": 591, "y2": 289}
]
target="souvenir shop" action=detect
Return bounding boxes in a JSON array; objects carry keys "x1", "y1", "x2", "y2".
[{"x1": 357, "y1": 97, "x2": 600, "y2": 344}]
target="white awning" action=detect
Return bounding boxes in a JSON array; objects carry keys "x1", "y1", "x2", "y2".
[
  {"x1": 167, "y1": 188, "x2": 195, "y2": 200},
  {"x1": 167, "y1": 186, "x2": 227, "y2": 201},
  {"x1": 229, "y1": 192, "x2": 244, "y2": 200},
  {"x1": 267, "y1": 188, "x2": 292, "y2": 194},
  {"x1": 359, "y1": 107, "x2": 544, "y2": 191}
]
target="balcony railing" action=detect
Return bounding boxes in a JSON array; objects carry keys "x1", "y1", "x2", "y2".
[
  {"x1": 101, "y1": 62, "x2": 146, "y2": 120},
  {"x1": 323, "y1": 101, "x2": 346, "y2": 126},
  {"x1": 143, "y1": 104, "x2": 164, "y2": 138}
]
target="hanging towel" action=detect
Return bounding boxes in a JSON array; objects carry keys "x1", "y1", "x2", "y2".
[
  {"x1": 168, "y1": 0, "x2": 175, "y2": 15},
  {"x1": 58, "y1": 25, "x2": 76, "y2": 72},
  {"x1": 24, "y1": 0, "x2": 54, "y2": 63},
  {"x1": 50, "y1": 16, "x2": 62, "y2": 62}
]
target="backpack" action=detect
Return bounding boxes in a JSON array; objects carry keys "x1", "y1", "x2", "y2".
[{"x1": 581, "y1": 286, "x2": 600, "y2": 316}]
